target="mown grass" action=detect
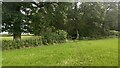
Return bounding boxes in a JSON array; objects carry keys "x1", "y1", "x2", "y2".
[
  {"x1": 2, "y1": 38, "x2": 118, "y2": 66},
  {"x1": 0, "y1": 36, "x2": 34, "y2": 40}
]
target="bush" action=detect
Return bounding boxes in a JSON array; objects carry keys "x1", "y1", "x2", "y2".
[
  {"x1": 42, "y1": 30, "x2": 67, "y2": 45},
  {"x1": 2, "y1": 36, "x2": 42, "y2": 50},
  {"x1": 56, "y1": 30, "x2": 68, "y2": 40},
  {"x1": 109, "y1": 30, "x2": 119, "y2": 36}
]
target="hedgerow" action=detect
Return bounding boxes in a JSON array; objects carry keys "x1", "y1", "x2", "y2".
[
  {"x1": 2, "y1": 30, "x2": 68, "y2": 50},
  {"x1": 2, "y1": 36, "x2": 42, "y2": 50}
]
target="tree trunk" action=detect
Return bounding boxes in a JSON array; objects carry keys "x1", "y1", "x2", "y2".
[
  {"x1": 76, "y1": 29, "x2": 79, "y2": 40},
  {"x1": 74, "y1": 2, "x2": 79, "y2": 40},
  {"x1": 13, "y1": 32, "x2": 21, "y2": 41},
  {"x1": 13, "y1": 21, "x2": 21, "y2": 41}
]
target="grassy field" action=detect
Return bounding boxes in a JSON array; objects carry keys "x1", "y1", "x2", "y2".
[
  {"x1": 2, "y1": 38, "x2": 118, "y2": 66},
  {"x1": 0, "y1": 36, "x2": 34, "y2": 40}
]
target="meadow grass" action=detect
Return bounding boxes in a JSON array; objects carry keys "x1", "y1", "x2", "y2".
[
  {"x1": 2, "y1": 38, "x2": 118, "y2": 66},
  {"x1": 0, "y1": 36, "x2": 34, "y2": 40}
]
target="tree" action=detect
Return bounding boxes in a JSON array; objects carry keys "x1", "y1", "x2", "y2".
[
  {"x1": 2, "y1": 2, "x2": 32, "y2": 40},
  {"x1": 31, "y1": 2, "x2": 71, "y2": 36},
  {"x1": 2, "y1": 2, "x2": 118, "y2": 41}
]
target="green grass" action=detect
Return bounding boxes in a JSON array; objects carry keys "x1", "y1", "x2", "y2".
[
  {"x1": 0, "y1": 36, "x2": 34, "y2": 40},
  {"x1": 2, "y1": 38, "x2": 118, "y2": 66}
]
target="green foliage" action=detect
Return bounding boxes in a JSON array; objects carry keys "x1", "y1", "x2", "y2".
[
  {"x1": 56, "y1": 30, "x2": 68, "y2": 40},
  {"x1": 42, "y1": 32, "x2": 57, "y2": 45},
  {"x1": 2, "y1": 2, "x2": 118, "y2": 40},
  {"x1": 42, "y1": 30, "x2": 67, "y2": 45},
  {"x1": 109, "y1": 30, "x2": 119, "y2": 36},
  {"x1": 2, "y1": 36, "x2": 42, "y2": 50},
  {"x1": 2, "y1": 2, "x2": 33, "y2": 40},
  {"x1": 2, "y1": 30, "x2": 68, "y2": 50}
]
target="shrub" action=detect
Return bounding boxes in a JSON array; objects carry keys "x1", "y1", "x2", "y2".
[
  {"x1": 56, "y1": 30, "x2": 68, "y2": 42},
  {"x1": 42, "y1": 32, "x2": 56, "y2": 45},
  {"x1": 2, "y1": 36, "x2": 42, "y2": 50},
  {"x1": 109, "y1": 30, "x2": 119, "y2": 36},
  {"x1": 42, "y1": 30, "x2": 67, "y2": 45}
]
